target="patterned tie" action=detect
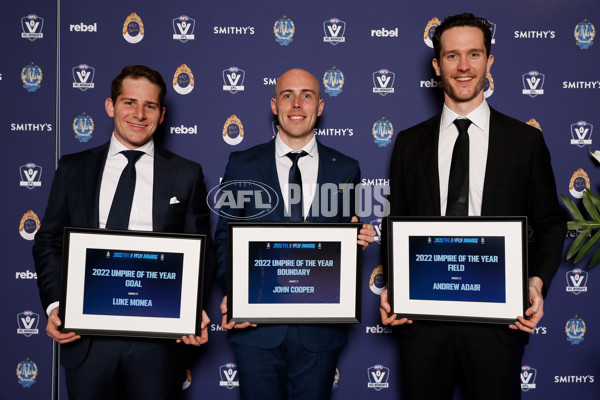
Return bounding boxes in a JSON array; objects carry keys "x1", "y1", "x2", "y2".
[
  {"x1": 105, "y1": 150, "x2": 144, "y2": 229},
  {"x1": 446, "y1": 119, "x2": 471, "y2": 216},
  {"x1": 286, "y1": 151, "x2": 308, "y2": 222}
]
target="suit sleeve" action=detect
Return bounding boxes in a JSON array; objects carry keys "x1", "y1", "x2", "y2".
[
  {"x1": 214, "y1": 152, "x2": 243, "y2": 290},
  {"x1": 32, "y1": 158, "x2": 70, "y2": 312},
  {"x1": 181, "y1": 162, "x2": 216, "y2": 307},
  {"x1": 527, "y1": 133, "x2": 567, "y2": 295}
]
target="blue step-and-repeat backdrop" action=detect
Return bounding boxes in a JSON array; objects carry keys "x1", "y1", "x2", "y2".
[{"x1": 1, "y1": 0, "x2": 598, "y2": 398}]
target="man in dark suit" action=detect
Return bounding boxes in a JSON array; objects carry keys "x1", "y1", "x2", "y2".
[
  {"x1": 379, "y1": 14, "x2": 566, "y2": 400},
  {"x1": 215, "y1": 68, "x2": 375, "y2": 400},
  {"x1": 33, "y1": 65, "x2": 211, "y2": 399}
]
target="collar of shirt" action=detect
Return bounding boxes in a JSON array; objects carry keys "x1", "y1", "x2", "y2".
[
  {"x1": 107, "y1": 132, "x2": 155, "y2": 159},
  {"x1": 275, "y1": 134, "x2": 317, "y2": 160},
  {"x1": 440, "y1": 100, "x2": 490, "y2": 137}
]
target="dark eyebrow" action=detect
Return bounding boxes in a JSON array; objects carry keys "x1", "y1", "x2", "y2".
[
  {"x1": 279, "y1": 89, "x2": 317, "y2": 95},
  {"x1": 120, "y1": 97, "x2": 159, "y2": 107}
]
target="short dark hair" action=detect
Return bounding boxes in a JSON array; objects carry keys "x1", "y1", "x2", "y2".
[
  {"x1": 110, "y1": 65, "x2": 167, "y2": 107},
  {"x1": 432, "y1": 13, "x2": 492, "y2": 61}
]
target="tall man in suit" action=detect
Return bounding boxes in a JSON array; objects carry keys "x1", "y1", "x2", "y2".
[
  {"x1": 379, "y1": 13, "x2": 565, "y2": 400},
  {"x1": 33, "y1": 65, "x2": 212, "y2": 400},
  {"x1": 215, "y1": 68, "x2": 375, "y2": 400}
]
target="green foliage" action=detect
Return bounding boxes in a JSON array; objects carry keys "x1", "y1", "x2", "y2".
[{"x1": 561, "y1": 189, "x2": 600, "y2": 269}]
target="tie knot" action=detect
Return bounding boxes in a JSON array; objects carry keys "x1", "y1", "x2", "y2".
[
  {"x1": 286, "y1": 151, "x2": 308, "y2": 165},
  {"x1": 453, "y1": 118, "x2": 472, "y2": 134},
  {"x1": 122, "y1": 150, "x2": 144, "y2": 164}
]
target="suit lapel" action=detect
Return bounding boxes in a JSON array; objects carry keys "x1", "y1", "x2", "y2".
[
  {"x1": 481, "y1": 108, "x2": 506, "y2": 215},
  {"x1": 152, "y1": 148, "x2": 176, "y2": 230},
  {"x1": 423, "y1": 116, "x2": 442, "y2": 216},
  {"x1": 86, "y1": 143, "x2": 109, "y2": 228},
  {"x1": 255, "y1": 140, "x2": 286, "y2": 220}
]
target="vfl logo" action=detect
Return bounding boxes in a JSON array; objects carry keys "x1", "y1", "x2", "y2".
[
  {"x1": 367, "y1": 364, "x2": 390, "y2": 390},
  {"x1": 566, "y1": 268, "x2": 588, "y2": 294},
  {"x1": 520, "y1": 365, "x2": 537, "y2": 392},
  {"x1": 223, "y1": 67, "x2": 245, "y2": 94},
  {"x1": 570, "y1": 121, "x2": 593, "y2": 148},
  {"x1": 173, "y1": 15, "x2": 195, "y2": 42},
  {"x1": 72, "y1": 64, "x2": 95, "y2": 91},
  {"x1": 219, "y1": 363, "x2": 239, "y2": 389},
  {"x1": 20, "y1": 163, "x2": 42, "y2": 189},
  {"x1": 21, "y1": 14, "x2": 44, "y2": 41},
  {"x1": 522, "y1": 71, "x2": 545, "y2": 98},
  {"x1": 17, "y1": 310, "x2": 39, "y2": 337},
  {"x1": 370, "y1": 218, "x2": 382, "y2": 244},
  {"x1": 373, "y1": 69, "x2": 395, "y2": 95},
  {"x1": 323, "y1": 18, "x2": 346, "y2": 45}
]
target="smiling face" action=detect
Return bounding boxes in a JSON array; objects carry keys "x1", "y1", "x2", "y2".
[
  {"x1": 432, "y1": 26, "x2": 494, "y2": 115},
  {"x1": 105, "y1": 77, "x2": 165, "y2": 149},
  {"x1": 271, "y1": 69, "x2": 324, "y2": 149}
]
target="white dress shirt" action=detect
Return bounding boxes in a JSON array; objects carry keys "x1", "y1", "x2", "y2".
[
  {"x1": 438, "y1": 101, "x2": 490, "y2": 216},
  {"x1": 275, "y1": 134, "x2": 319, "y2": 220}
]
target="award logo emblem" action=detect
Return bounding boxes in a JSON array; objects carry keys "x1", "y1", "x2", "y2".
[
  {"x1": 370, "y1": 218, "x2": 383, "y2": 244},
  {"x1": 21, "y1": 63, "x2": 42, "y2": 92},
  {"x1": 372, "y1": 118, "x2": 394, "y2": 147},
  {"x1": 569, "y1": 168, "x2": 590, "y2": 198},
  {"x1": 570, "y1": 121, "x2": 593, "y2": 148},
  {"x1": 123, "y1": 12, "x2": 144, "y2": 44},
  {"x1": 73, "y1": 113, "x2": 95, "y2": 142},
  {"x1": 520, "y1": 365, "x2": 537, "y2": 392},
  {"x1": 223, "y1": 67, "x2": 245, "y2": 94},
  {"x1": 522, "y1": 71, "x2": 545, "y2": 98},
  {"x1": 484, "y1": 72, "x2": 494, "y2": 98},
  {"x1": 72, "y1": 64, "x2": 95, "y2": 91},
  {"x1": 16, "y1": 359, "x2": 38, "y2": 388},
  {"x1": 367, "y1": 364, "x2": 390, "y2": 390},
  {"x1": 423, "y1": 18, "x2": 441, "y2": 48},
  {"x1": 274, "y1": 16, "x2": 295, "y2": 46},
  {"x1": 222, "y1": 115, "x2": 244, "y2": 145},
  {"x1": 173, "y1": 15, "x2": 195, "y2": 42},
  {"x1": 373, "y1": 69, "x2": 395, "y2": 96},
  {"x1": 526, "y1": 118, "x2": 542, "y2": 131},
  {"x1": 369, "y1": 265, "x2": 385, "y2": 295},
  {"x1": 323, "y1": 67, "x2": 344, "y2": 97},
  {"x1": 323, "y1": 18, "x2": 346, "y2": 45},
  {"x1": 20, "y1": 163, "x2": 42, "y2": 189},
  {"x1": 566, "y1": 268, "x2": 588, "y2": 295},
  {"x1": 19, "y1": 210, "x2": 40, "y2": 240},
  {"x1": 17, "y1": 310, "x2": 39, "y2": 337},
  {"x1": 574, "y1": 20, "x2": 595, "y2": 49},
  {"x1": 219, "y1": 363, "x2": 239, "y2": 389},
  {"x1": 173, "y1": 64, "x2": 195, "y2": 95},
  {"x1": 565, "y1": 316, "x2": 586, "y2": 344},
  {"x1": 21, "y1": 14, "x2": 44, "y2": 41}
]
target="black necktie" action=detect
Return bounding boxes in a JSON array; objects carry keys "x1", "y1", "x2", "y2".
[
  {"x1": 287, "y1": 151, "x2": 308, "y2": 222},
  {"x1": 446, "y1": 119, "x2": 471, "y2": 216},
  {"x1": 105, "y1": 150, "x2": 144, "y2": 229}
]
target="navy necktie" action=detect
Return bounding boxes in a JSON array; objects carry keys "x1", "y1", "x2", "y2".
[
  {"x1": 446, "y1": 119, "x2": 471, "y2": 216},
  {"x1": 105, "y1": 150, "x2": 144, "y2": 229},
  {"x1": 287, "y1": 151, "x2": 308, "y2": 222}
]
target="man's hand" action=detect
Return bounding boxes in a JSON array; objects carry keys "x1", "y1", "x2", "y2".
[
  {"x1": 510, "y1": 276, "x2": 544, "y2": 333},
  {"x1": 352, "y1": 216, "x2": 376, "y2": 249},
  {"x1": 220, "y1": 296, "x2": 256, "y2": 330},
  {"x1": 380, "y1": 289, "x2": 413, "y2": 326},
  {"x1": 178, "y1": 310, "x2": 210, "y2": 346},
  {"x1": 46, "y1": 307, "x2": 80, "y2": 344}
]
